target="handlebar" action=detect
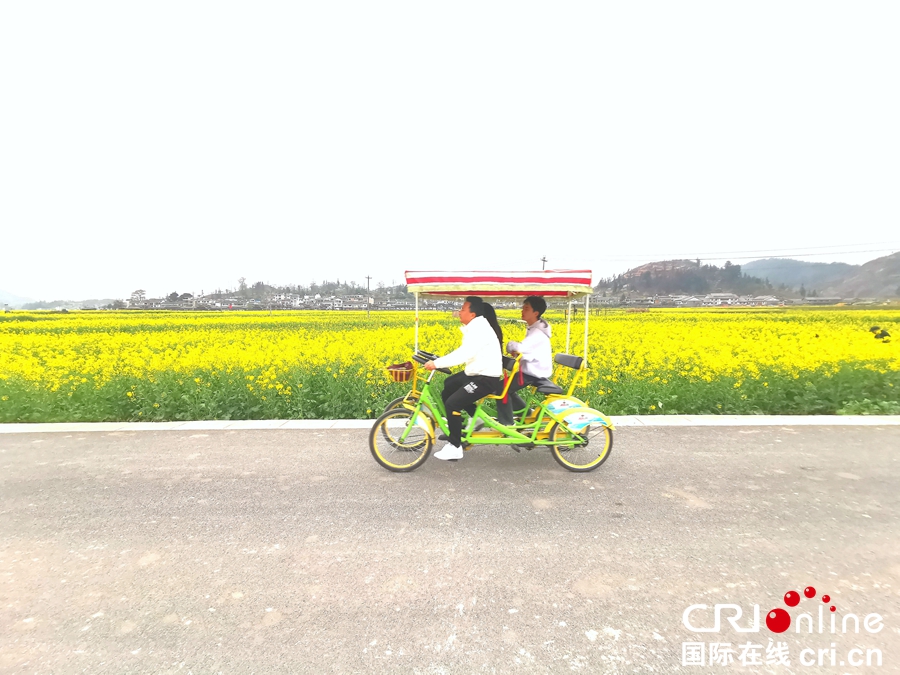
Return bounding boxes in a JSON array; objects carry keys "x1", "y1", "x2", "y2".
[{"x1": 413, "y1": 350, "x2": 451, "y2": 374}]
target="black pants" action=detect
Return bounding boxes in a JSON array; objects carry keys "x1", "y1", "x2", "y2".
[
  {"x1": 441, "y1": 372, "x2": 503, "y2": 446},
  {"x1": 497, "y1": 373, "x2": 542, "y2": 425}
]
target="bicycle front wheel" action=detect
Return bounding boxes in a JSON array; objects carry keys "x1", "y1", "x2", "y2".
[
  {"x1": 384, "y1": 394, "x2": 419, "y2": 413},
  {"x1": 369, "y1": 409, "x2": 433, "y2": 472},
  {"x1": 547, "y1": 422, "x2": 613, "y2": 472}
]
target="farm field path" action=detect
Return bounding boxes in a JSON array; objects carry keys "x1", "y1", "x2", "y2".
[{"x1": 2, "y1": 424, "x2": 899, "y2": 673}]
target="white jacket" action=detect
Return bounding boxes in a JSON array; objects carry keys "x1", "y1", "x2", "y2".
[
  {"x1": 432, "y1": 315, "x2": 503, "y2": 377},
  {"x1": 506, "y1": 319, "x2": 552, "y2": 378}
]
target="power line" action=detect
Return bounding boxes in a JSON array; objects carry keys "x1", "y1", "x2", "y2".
[
  {"x1": 601, "y1": 248, "x2": 899, "y2": 263},
  {"x1": 598, "y1": 240, "x2": 900, "y2": 261},
  {"x1": 693, "y1": 248, "x2": 899, "y2": 262},
  {"x1": 691, "y1": 240, "x2": 900, "y2": 256}
]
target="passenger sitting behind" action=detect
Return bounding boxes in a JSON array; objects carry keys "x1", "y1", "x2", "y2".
[{"x1": 497, "y1": 295, "x2": 552, "y2": 426}]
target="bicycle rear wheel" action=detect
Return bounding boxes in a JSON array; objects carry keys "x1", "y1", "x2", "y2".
[
  {"x1": 547, "y1": 422, "x2": 613, "y2": 472},
  {"x1": 369, "y1": 409, "x2": 433, "y2": 472}
]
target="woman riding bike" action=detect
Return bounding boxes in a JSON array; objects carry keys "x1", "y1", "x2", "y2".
[{"x1": 423, "y1": 296, "x2": 504, "y2": 461}]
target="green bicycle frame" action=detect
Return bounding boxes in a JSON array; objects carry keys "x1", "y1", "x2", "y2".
[{"x1": 397, "y1": 370, "x2": 589, "y2": 448}]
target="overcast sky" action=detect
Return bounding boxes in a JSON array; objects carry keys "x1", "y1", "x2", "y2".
[{"x1": 2, "y1": 1, "x2": 899, "y2": 301}]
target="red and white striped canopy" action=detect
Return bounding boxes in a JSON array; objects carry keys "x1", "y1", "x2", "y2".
[{"x1": 405, "y1": 270, "x2": 593, "y2": 299}]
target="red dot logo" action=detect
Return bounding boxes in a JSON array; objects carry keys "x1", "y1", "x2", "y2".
[
  {"x1": 766, "y1": 608, "x2": 791, "y2": 633},
  {"x1": 770, "y1": 585, "x2": 837, "y2": 632}
]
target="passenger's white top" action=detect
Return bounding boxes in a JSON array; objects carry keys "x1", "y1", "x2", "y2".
[
  {"x1": 432, "y1": 316, "x2": 503, "y2": 377},
  {"x1": 506, "y1": 319, "x2": 552, "y2": 378}
]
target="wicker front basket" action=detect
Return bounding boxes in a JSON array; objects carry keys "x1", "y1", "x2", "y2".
[{"x1": 387, "y1": 362, "x2": 414, "y2": 383}]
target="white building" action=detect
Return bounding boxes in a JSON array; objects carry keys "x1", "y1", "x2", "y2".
[{"x1": 703, "y1": 293, "x2": 739, "y2": 306}]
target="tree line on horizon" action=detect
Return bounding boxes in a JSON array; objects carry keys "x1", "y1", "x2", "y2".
[{"x1": 593, "y1": 261, "x2": 815, "y2": 298}]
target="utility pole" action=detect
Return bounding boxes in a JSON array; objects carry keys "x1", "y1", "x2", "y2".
[
  {"x1": 541, "y1": 256, "x2": 548, "y2": 270},
  {"x1": 365, "y1": 275, "x2": 372, "y2": 317}
]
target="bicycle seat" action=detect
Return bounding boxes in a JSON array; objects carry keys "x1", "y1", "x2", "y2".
[
  {"x1": 554, "y1": 353, "x2": 584, "y2": 370},
  {"x1": 532, "y1": 378, "x2": 564, "y2": 395}
]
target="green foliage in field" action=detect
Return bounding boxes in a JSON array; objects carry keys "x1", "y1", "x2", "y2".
[{"x1": 0, "y1": 308, "x2": 897, "y2": 422}]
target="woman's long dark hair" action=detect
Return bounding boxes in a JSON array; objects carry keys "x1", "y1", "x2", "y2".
[
  {"x1": 465, "y1": 295, "x2": 503, "y2": 346},
  {"x1": 481, "y1": 303, "x2": 503, "y2": 347}
]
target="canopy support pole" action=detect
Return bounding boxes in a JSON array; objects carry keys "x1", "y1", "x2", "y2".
[
  {"x1": 414, "y1": 292, "x2": 419, "y2": 352},
  {"x1": 565, "y1": 299, "x2": 572, "y2": 354},
  {"x1": 583, "y1": 294, "x2": 590, "y2": 366}
]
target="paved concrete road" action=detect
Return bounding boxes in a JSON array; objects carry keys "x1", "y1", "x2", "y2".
[{"x1": 2, "y1": 425, "x2": 899, "y2": 674}]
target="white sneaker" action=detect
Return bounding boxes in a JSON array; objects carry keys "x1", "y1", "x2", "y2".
[{"x1": 433, "y1": 444, "x2": 464, "y2": 461}]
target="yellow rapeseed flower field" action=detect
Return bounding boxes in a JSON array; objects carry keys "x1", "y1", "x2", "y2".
[{"x1": 0, "y1": 308, "x2": 896, "y2": 422}]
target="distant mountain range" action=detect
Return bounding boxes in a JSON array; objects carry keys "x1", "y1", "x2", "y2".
[
  {"x1": 5, "y1": 252, "x2": 900, "y2": 307},
  {"x1": 0, "y1": 289, "x2": 34, "y2": 308},
  {"x1": 602, "y1": 251, "x2": 900, "y2": 298},
  {"x1": 744, "y1": 253, "x2": 900, "y2": 297},
  {"x1": 825, "y1": 252, "x2": 900, "y2": 298},
  {"x1": 0, "y1": 290, "x2": 120, "y2": 310},
  {"x1": 741, "y1": 259, "x2": 858, "y2": 291}
]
